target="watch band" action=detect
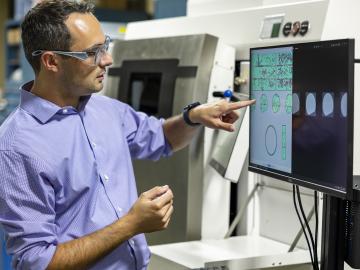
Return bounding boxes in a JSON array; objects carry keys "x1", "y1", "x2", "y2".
[{"x1": 183, "y1": 102, "x2": 201, "y2": 126}]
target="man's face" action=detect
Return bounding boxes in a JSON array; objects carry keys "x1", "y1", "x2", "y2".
[{"x1": 60, "y1": 12, "x2": 113, "y2": 96}]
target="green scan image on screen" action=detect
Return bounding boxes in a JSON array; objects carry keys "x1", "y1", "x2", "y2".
[{"x1": 250, "y1": 46, "x2": 293, "y2": 173}]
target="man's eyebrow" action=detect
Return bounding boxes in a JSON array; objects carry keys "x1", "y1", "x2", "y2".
[{"x1": 83, "y1": 43, "x2": 103, "y2": 51}]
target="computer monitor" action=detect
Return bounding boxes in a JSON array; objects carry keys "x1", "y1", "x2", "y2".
[{"x1": 248, "y1": 39, "x2": 354, "y2": 199}]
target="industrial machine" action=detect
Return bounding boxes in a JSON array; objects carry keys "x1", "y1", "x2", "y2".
[
  {"x1": 103, "y1": 34, "x2": 236, "y2": 244},
  {"x1": 101, "y1": 0, "x2": 360, "y2": 269}
]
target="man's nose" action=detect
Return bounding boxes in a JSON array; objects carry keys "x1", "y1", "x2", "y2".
[{"x1": 100, "y1": 51, "x2": 113, "y2": 67}]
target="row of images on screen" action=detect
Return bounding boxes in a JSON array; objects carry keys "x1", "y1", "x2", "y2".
[{"x1": 253, "y1": 92, "x2": 348, "y2": 117}]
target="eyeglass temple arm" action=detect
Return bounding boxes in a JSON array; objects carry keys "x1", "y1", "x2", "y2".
[{"x1": 32, "y1": 50, "x2": 88, "y2": 60}]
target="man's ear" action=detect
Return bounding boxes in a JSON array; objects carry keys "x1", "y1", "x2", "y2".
[{"x1": 40, "y1": 52, "x2": 60, "y2": 72}]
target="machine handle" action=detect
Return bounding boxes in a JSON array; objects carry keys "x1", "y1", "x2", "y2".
[{"x1": 212, "y1": 90, "x2": 239, "y2": 102}]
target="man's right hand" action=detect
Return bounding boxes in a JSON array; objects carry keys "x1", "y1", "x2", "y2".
[
  {"x1": 46, "y1": 185, "x2": 173, "y2": 270},
  {"x1": 127, "y1": 185, "x2": 174, "y2": 234}
]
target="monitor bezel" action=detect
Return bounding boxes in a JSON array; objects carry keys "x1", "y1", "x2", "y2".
[{"x1": 248, "y1": 39, "x2": 354, "y2": 200}]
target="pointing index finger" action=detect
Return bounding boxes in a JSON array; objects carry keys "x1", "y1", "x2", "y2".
[{"x1": 226, "y1": 99, "x2": 256, "y2": 112}]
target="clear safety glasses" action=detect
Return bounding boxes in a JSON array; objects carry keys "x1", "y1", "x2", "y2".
[{"x1": 31, "y1": 35, "x2": 111, "y2": 66}]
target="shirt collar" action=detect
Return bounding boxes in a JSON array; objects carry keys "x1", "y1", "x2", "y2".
[{"x1": 20, "y1": 81, "x2": 91, "y2": 124}]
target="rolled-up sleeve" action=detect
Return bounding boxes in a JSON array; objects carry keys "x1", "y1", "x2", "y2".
[
  {"x1": 0, "y1": 151, "x2": 57, "y2": 270},
  {"x1": 122, "y1": 105, "x2": 173, "y2": 160}
]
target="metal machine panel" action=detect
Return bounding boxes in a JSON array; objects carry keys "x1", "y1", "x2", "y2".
[
  {"x1": 103, "y1": 34, "x2": 233, "y2": 244},
  {"x1": 125, "y1": 0, "x2": 329, "y2": 59},
  {"x1": 209, "y1": 107, "x2": 249, "y2": 182},
  {"x1": 187, "y1": 0, "x2": 316, "y2": 17},
  {"x1": 257, "y1": 181, "x2": 318, "y2": 249},
  {"x1": 187, "y1": 0, "x2": 262, "y2": 17},
  {"x1": 148, "y1": 236, "x2": 310, "y2": 270}
]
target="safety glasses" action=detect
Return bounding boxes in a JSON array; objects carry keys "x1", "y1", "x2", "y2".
[{"x1": 32, "y1": 35, "x2": 111, "y2": 66}]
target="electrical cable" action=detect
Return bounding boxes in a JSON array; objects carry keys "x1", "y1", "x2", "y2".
[
  {"x1": 296, "y1": 186, "x2": 318, "y2": 269},
  {"x1": 293, "y1": 185, "x2": 315, "y2": 269},
  {"x1": 314, "y1": 191, "x2": 319, "y2": 269},
  {"x1": 288, "y1": 205, "x2": 315, "y2": 252},
  {"x1": 296, "y1": 186, "x2": 319, "y2": 270}
]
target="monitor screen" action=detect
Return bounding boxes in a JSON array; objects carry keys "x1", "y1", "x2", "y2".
[{"x1": 249, "y1": 39, "x2": 354, "y2": 199}]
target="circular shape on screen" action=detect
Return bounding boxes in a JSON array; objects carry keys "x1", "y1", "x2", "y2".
[
  {"x1": 265, "y1": 125, "x2": 277, "y2": 156},
  {"x1": 285, "y1": 94, "x2": 292, "y2": 114},
  {"x1": 272, "y1": 94, "x2": 281, "y2": 113},
  {"x1": 341, "y1": 93, "x2": 348, "y2": 117},
  {"x1": 260, "y1": 94, "x2": 268, "y2": 113},
  {"x1": 322, "y1": 92, "x2": 334, "y2": 117},
  {"x1": 291, "y1": 93, "x2": 299, "y2": 114},
  {"x1": 306, "y1": 93, "x2": 316, "y2": 115}
]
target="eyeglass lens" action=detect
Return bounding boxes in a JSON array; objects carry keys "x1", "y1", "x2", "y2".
[{"x1": 94, "y1": 37, "x2": 110, "y2": 65}]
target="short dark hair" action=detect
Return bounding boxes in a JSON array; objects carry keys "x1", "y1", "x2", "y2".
[{"x1": 21, "y1": 0, "x2": 95, "y2": 73}]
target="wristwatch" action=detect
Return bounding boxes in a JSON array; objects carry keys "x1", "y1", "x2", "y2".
[{"x1": 183, "y1": 102, "x2": 201, "y2": 126}]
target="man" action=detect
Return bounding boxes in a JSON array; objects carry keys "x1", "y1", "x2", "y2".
[{"x1": 0, "y1": 1, "x2": 254, "y2": 270}]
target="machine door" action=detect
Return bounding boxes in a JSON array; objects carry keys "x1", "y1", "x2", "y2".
[{"x1": 108, "y1": 59, "x2": 197, "y2": 118}]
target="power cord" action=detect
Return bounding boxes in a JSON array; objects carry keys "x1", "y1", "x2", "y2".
[
  {"x1": 296, "y1": 186, "x2": 319, "y2": 269},
  {"x1": 293, "y1": 185, "x2": 315, "y2": 269},
  {"x1": 314, "y1": 191, "x2": 319, "y2": 270}
]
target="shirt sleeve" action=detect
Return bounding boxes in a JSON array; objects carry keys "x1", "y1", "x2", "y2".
[
  {"x1": 0, "y1": 151, "x2": 57, "y2": 270},
  {"x1": 122, "y1": 105, "x2": 173, "y2": 160}
]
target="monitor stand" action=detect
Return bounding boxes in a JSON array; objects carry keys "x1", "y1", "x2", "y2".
[{"x1": 321, "y1": 194, "x2": 346, "y2": 270}]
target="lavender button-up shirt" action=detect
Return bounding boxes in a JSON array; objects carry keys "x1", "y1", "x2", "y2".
[{"x1": 0, "y1": 81, "x2": 172, "y2": 270}]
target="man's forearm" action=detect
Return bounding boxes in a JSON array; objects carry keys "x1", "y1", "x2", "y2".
[
  {"x1": 47, "y1": 214, "x2": 137, "y2": 270},
  {"x1": 162, "y1": 115, "x2": 200, "y2": 152},
  {"x1": 163, "y1": 99, "x2": 256, "y2": 151}
]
